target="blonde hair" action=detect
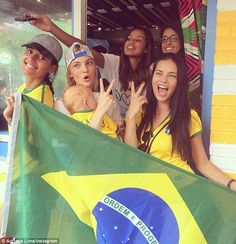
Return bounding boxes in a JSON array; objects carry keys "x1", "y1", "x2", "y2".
[
  {"x1": 66, "y1": 69, "x2": 76, "y2": 88},
  {"x1": 66, "y1": 45, "x2": 81, "y2": 88}
]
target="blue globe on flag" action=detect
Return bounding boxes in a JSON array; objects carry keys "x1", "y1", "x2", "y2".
[{"x1": 93, "y1": 188, "x2": 179, "y2": 243}]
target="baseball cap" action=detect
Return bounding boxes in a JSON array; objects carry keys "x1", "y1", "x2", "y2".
[
  {"x1": 21, "y1": 34, "x2": 63, "y2": 63},
  {"x1": 65, "y1": 42, "x2": 94, "y2": 68}
]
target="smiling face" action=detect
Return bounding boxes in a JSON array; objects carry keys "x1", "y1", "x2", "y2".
[
  {"x1": 161, "y1": 28, "x2": 181, "y2": 54},
  {"x1": 22, "y1": 47, "x2": 55, "y2": 81},
  {"x1": 67, "y1": 56, "x2": 96, "y2": 90},
  {"x1": 124, "y1": 29, "x2": 147, "y2": 57},
  {"x1": 152, "y1": 59, "x2": 178, "y2": 106}
]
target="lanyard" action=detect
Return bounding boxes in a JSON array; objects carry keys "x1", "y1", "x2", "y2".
[{"x1": 146, "y1": 121, "x2": 169, "y2": 153}]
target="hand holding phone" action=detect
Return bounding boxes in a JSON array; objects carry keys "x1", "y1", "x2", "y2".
[{"x1": 14, "y1": 16, "x2": 36, "y2": 22}]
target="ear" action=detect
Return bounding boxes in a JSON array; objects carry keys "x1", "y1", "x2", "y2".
[
  {"x1": 83, "y1": 98, "x2": 89, "y2": 109},
  {"x1": 49, "y1": 64, "x2": 57, "y2": 74}
]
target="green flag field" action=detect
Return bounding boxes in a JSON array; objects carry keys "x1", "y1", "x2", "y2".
[{"x1": 1, "y1": 95, "x2": 236, "y2": 244}]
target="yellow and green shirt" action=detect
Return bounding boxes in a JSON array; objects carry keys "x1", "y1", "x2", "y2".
[
  {"x1": 70, "y1": 110, "x2": 118, "y2": 139},
  {"x1": 18, "y1": 83, "x2": 53, "y2": 108},
  {"x1": 141, "y1": 110, "x2": 202, "y2": 172}
]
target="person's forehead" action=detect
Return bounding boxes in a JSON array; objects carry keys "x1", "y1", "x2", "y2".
[
  {"x1": 156, "y1": 59, "x2": 177, "y2": 70},
  {"x1": 67, "y1": 87, "x2": 83, "y2": 99},
  {"x1": 129, "y1": 30, "x2": 145, "y2": 38},
  {"x1": 163, "y1": 28, "x2": 178, "y2": 36}
]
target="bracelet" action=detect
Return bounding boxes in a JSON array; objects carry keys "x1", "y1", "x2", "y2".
[{"x1": 227, "y1": 179, "x2": 236, "y2": 188}]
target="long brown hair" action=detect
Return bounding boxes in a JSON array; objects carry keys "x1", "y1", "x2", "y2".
[
  {"x1": 137, "y1": 53, "x2": 191, "y2": 162},
  {"x1": 119, "y1": 27, "x2": 155, "y2": 91}
]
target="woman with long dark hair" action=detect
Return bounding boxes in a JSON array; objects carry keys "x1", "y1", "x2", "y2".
[
  {"x1": 125, "y1": 53, "x2": 236, "y2": 190},
  {"x1": 159, "y1": 23, "x2": 185, "y2": 57},
  {"x1": 28, "y1": 14, "x2": 155, "y2": 119}
]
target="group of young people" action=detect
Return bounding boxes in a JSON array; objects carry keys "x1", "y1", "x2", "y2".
[{"x1": 3, "y1": 14, "x2": 236, "y2": 192}]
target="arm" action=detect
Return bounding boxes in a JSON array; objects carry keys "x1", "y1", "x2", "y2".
[
  {"x1": 124, "y1": 82, "x2": 147, "y2": 148},
  {"x1": 90, "y1": 79, "x2": 115, "y2": 130},
  {"x1": 29, "y1": 14, "x2": 105, "y2": 67},
  {"x1": 191, "y1": 134, "x2": 236, "y2": 191},
  {"x1": 124, "y1": 113, "x2": 138, "y2": 148}
]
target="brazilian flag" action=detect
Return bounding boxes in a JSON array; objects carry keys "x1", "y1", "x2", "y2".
[{"x1": 2, "y1": 95, "x2": 236, "y2": 243}]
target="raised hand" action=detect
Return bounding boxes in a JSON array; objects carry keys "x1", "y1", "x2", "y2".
[
  {"x1": 96, "y1": 78, "x2": 115, "y2": 115},
  {"x1": 27, "y1": 14, "x2": 54, "y2": 32},
  {"x1": 3, "y1": 95, "x2": 15, "y2": 124},
  {"x1": 27, "y1": 13, "x2": 83, "y2": 49},
  {"x1": 90, "y1": 79, "x2": 115, "y2": 130},
  {"x1": 125, "y1": 81, "x2": 147, "y2": 122}
]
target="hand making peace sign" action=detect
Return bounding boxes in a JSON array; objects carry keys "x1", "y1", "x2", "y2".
[
  {"x1": 90, "y1": 78, "x2": 116, "y2": 130},
  {"x1": 126, "y1": 81, "x2": 147, "y2": 121},
  {"x1": 96, "y1": 78, "x2": 115, "y2": 115}
]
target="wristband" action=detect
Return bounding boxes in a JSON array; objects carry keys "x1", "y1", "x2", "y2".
[{"x1": 227, "y1": 179, "x2": 236, "y2": 188}]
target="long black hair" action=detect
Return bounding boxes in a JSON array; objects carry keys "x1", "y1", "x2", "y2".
[
  {"x1": 158, "y1": 23, "x2": 185, "y2": 58},
  {"x1": 119, "y1": 27, "x2": 155, "y2": 91},
  {"x1": 25, "y1": 43, "x2": 59, "y2": 94},
  {"x1": 137, "y1": 53, "x2": 191, "y2": 162}
]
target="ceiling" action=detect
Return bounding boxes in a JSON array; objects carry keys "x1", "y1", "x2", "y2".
[
  {"x1": 0, "y1": 0, "x2": 180, "y2": 40},
  {"x1": 87, "y1": 0, "x2": 180, "y2": 37}
]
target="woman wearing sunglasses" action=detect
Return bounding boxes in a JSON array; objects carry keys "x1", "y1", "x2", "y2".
[
  {"x1": 125, "y1": 53, "x2": 236, "y2": 191},
  {"x1": 159, "y1": 23, "x2": 185, "y2": 57}
]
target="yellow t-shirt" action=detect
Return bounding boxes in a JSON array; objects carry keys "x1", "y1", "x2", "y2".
[
  {"x1": 141, "y1": 110, "x2": 202, "y2": 172},
  {"x1": 70, "y1": 110, "x2": 118, "y2": 139},
  {"x1": 18, "y1": 83, "x2": 53, "y2": 108}
]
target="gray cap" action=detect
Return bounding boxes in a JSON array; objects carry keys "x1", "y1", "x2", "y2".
[
  {"x1": 65, "y1": 42, "x2": 94, "y2": 68},
  {"x1": 22, "y1": 34, "x2": 63, "y2": 63}
]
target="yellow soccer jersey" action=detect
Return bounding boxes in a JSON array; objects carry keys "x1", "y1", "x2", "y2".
[
  {"x1": 141, "y1": 110, "x2": 202, "y2": 172},
  {"x1": 70, "y1": 110, "x2": 118, "y2": 139},
  {"x1": 18, "y1": 83, "x2": 53, "y2": 108}
]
